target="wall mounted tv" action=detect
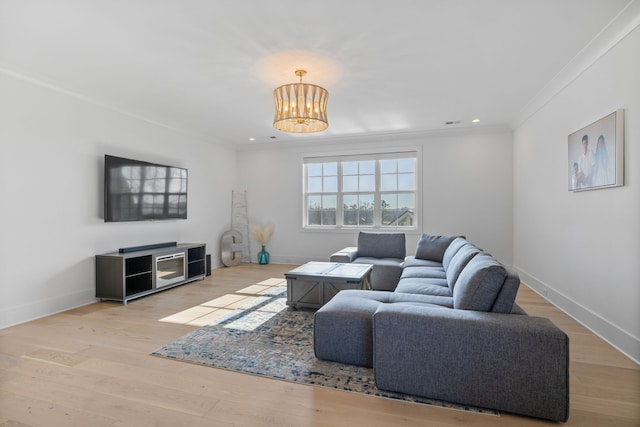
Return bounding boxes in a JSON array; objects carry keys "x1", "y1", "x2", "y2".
[{"x1": 104, "y1": 155, "x2": 188, "y2": 222}]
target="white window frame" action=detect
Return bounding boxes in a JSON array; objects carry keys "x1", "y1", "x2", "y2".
[{"x1": 302, "y1": 149, "x2": 420, "y2": 230}]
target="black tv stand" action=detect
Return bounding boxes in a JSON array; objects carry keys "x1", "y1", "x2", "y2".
[
  {"x1": 96, "y1": 242, "x2": 206, "y2": 304},
  {"x1": 118, "y1": 242, "x2": 177, "y2": 253}
]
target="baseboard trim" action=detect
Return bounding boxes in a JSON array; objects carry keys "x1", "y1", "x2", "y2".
[
  {"x1": 513, "y1": 266, "x2": 639, "y2": 365},
  {"x1": 267, "y1": 255, "x2": 317, "y2": 266},
  {"x1": 0, "y1": 289, "x2": 97, "y2": 330}
]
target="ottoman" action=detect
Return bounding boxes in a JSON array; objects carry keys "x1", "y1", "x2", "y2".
[
  {"x1": 313, "y1": 290, "x2": 390, "y2": 367},
  {"x1": 313, "y1": 289, "x2": 455, "y2": 367}
]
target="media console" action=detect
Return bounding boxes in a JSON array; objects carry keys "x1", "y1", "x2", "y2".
[{"x1": 96, "y1": 242, "x2": 206, "y2": 305}]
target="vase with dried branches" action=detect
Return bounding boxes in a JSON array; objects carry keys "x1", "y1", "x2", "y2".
[{"x1": 251, "y1": 223, "x2": 274, "y2": 264}]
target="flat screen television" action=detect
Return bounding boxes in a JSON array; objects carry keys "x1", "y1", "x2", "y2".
[{"x1": 104, "y1": 155, "x2": 188, "y2": 222}]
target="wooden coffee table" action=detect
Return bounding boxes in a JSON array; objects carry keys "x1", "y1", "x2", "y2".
[{"x1": 285, "y1": 261, "x2": 373, "y2": 310}]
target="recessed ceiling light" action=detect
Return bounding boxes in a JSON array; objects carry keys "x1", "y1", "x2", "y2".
[
  {"x1": 472, "y1": 118, "x2": 480, "y2": 123},
  {"x1": 249, "y1": 137, "x2": 255, "y2": 141}
]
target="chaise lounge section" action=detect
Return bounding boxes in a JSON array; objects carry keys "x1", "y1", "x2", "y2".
[{"x1": 314, "y1": 233, "x2": 569, "y2": 422}]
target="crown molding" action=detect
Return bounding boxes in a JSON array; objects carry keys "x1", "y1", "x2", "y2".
[
  {"x1": 0, "y1": 66, "x2": 231, "y2": 148},
  {"x1": 511, "y1": 0, "x2": 640, "y2": 130}
]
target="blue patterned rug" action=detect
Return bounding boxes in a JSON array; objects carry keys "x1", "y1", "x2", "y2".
[{"x1": 152, "y1": 290, "x2": 497, "y2": 415}]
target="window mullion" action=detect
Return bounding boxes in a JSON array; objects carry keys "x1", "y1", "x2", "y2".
[
  {"x1": 337, "y1": 161, "x2": 343, "y2": 227},
  {"x1": 374, "y1": 160, "x2": 381, "y2": 227}
]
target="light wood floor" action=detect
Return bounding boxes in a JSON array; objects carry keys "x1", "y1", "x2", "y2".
[{"x1": 1, "y1": 263, "x2": 638, "y2": 426}]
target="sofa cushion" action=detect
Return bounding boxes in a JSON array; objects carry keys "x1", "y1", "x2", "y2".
[
  {"x1": 490, "y1": 267, "x2": 520, "y2": 313},
  {"x1": 353, "y1": 257, "x2": 403, "y2": 291},
  {"x1": 314, "y1": 290, "x2": 390, "y2": 367},
  {"x1": 445, "y1": 243, "x2": 481, "y2": 290},
  {"x1": 354, "y1": 257, "x2": 403, "y2": 268},
  {"x1": 414, "y1": 233, "x2": 457, "y2": 262},
  {"x1": 453, "y1": 253, "x2": 508, "y2": 311},
  {"x1": 395, "y1": 278, "x2": 452, "y2": 297},
  {"x1": 403, "y1": 256, "x2": 442, "y2": 268},
  {"x1": 357, "y1": 232, "x2": 406, "y2": 259},
  {"x1": 442, "y1": 237, "x2": 469, "y2": 271},
  {"x1": 400, "y1": 266, "x2": 446, "y2": 279},
  {"x1": 389, "y1": 292, "x2": 454, "y2": 308}
]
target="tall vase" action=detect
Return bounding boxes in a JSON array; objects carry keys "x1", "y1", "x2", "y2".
[{"x1": 257, "y1": 245, "x2": 270, "y2": 265}]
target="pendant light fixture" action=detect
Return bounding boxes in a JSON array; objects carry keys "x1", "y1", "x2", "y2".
[{"x1": 273, "y1": 69, "x2": 329, "y2": 133}]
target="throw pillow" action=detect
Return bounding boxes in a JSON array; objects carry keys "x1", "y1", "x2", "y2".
[{"x1": 414, "y1": 233, "x2": 457, "y2": 262}]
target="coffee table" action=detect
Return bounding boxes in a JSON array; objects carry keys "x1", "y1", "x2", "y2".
[{"x1": 285, "y1": 261, "x2": 373, "y2": 310}]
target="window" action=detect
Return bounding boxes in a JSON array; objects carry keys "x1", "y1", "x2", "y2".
[{"x1": 303, "y1": 152, "x2": 417, "y2": 229}]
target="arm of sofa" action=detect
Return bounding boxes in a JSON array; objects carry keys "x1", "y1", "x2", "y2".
[
  {"x1": 330, "y1": 246, "x2": 359, "y2": 263},
  {"x1": 372, "y1": 304, "x2": 569, "y2": 422}
]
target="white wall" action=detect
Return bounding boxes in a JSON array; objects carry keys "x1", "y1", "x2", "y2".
[
  {"x1": 236, "y1": 130, "x2": 514, "y2": 266},
  {"x1": 5, "y1": 23, "x2": 636, "y2": 368},
  {"x1": 0, "y1": 73, "x2": 237, "y2": 328},
  {"x1": 513, "y1": 26, "x2": 640, "y2": 362},
  {"x1": 0, "y1": 71, "x2": 514, "y2": 329}
]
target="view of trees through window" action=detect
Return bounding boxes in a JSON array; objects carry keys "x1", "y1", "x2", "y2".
[{"x1": 304, "y1": 154, "x2": 417, "y2": 228}]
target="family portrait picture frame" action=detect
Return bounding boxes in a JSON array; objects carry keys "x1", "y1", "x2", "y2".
[{"x1": 568, "y1": 109, "x2": 624, "y2": 191}]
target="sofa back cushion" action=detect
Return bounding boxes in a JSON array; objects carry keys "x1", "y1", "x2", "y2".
[
  {"x1": 357, "y1": 232, "x2": 406, "y2": 259},
  {"x1": 445, "y1": 243, "x2": 480, "y2": 290},
  {"x1": 442, "y1": 237, "x2": 469, "y2": 271},
  {"x1": 414, "y1": 233, "x2": 457, "y2": 262},
  {"x1": 490, "y1": 267, "x2": 520, "y2": 313},
  {"x1": 452, "y1": 253, "x2": 507, "y2": 312}
]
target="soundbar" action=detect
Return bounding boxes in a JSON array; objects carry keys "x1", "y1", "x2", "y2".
[{"x1": 118, "y1": 242, "x2": 177, "y2": 253}]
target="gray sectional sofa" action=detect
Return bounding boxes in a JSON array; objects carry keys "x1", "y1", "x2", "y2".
[{"x1": 314, "y1": 233, "x2": 570, "y2": 422}]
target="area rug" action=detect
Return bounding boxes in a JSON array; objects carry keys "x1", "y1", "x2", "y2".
[{"x1": 152, "y1": 289, "x2": 498, "y2": 415}]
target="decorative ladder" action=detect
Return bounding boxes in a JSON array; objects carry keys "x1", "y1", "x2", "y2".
[{"x1": 231, "y1": 190, "x2": 252, "y2": 262}]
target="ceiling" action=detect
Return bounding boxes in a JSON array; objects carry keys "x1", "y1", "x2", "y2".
[{"x1": 0, "y1": 0, "x2": 633, "y2": 147}]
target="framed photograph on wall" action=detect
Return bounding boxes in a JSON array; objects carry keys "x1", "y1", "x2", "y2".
[{"x1": 568, "y1": 109, "x2": 624, "y2": 191}]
